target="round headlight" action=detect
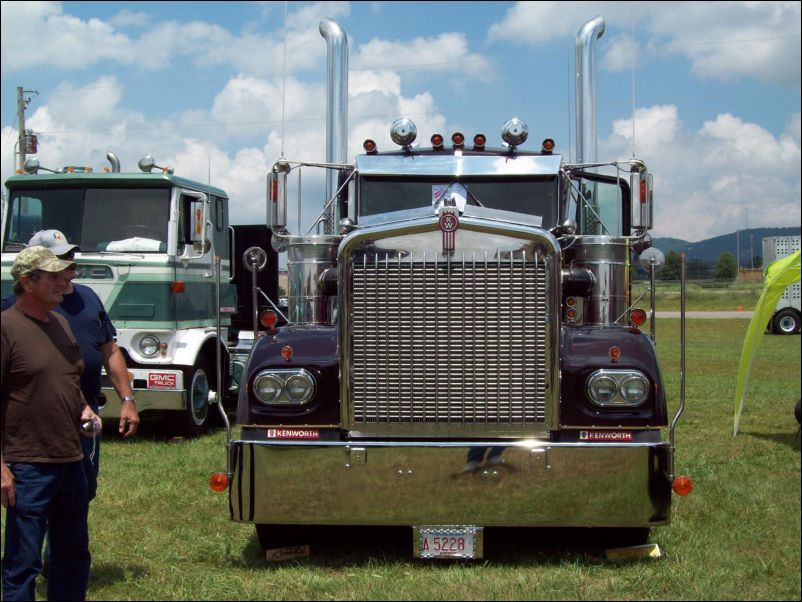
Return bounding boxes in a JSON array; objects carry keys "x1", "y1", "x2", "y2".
[
  {"x1": 254, "y1": 373, "x2": 283, "y2": 404},
  {"x1": 139, "y1": 335, "x2": 159, "y2": 357},
  {"x1": 620, "y1": 375, "x2": 649, "y2": 404},
  {"x1": 588, "y1": 375, "x2": 617, "y2": 405},
  {"x1": 285, "y1": 372, "x2": 315, "y2": 403}
]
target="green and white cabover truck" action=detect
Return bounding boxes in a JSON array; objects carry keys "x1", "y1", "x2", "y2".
[{"x1": 1, "y1": 154, "x2": 278, "y2": 434}]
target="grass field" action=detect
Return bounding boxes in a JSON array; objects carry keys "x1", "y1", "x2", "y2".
[{"x1": 3, "y1": 316, "x2": 800, "y2": 600}]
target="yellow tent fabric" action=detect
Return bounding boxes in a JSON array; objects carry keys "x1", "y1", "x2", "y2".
[{"x1": 733, "y1": 249, "x2": 801, "y2": 435}]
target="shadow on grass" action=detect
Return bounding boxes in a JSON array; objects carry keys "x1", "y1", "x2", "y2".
[
  {"x1": 100, "y1": 413, "x2": 230, "y2": 443},
  {"x1": 90, "y1": 561, "x2": 149, "y2": 587},
  {"x1": 742, "y1": 430, "x2": 802, "y2": 451},
  {"x1": 230, "y1": 526, "x2": 641, "y2": 569}
]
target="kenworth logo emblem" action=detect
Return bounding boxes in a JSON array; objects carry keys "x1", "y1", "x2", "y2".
[{"x1": 439, "y1": 211, "x2": 459, "y2": 252}]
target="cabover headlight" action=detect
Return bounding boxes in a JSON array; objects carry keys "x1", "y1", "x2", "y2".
[
  {"x1": 253, "y1": 369, "x2": 316, "y2": 406},
  {"x1": 139, "y1": 335, "x2": 160, "y2": 358},
  {"x1": 586, "y1": 370, "x2": 650, "y2": 407}
]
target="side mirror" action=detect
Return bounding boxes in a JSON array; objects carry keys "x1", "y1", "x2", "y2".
[
  {"x1": 268, "y1": 160, "x2": 290, "y2": 232},
  {"x1": 631, "y1": 169, "x2": 653, "y2": 230}
]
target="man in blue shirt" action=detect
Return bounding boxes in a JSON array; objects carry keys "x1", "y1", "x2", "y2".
[{"x1": 1, "y1": 230, "x2": 140, "y2": 500}]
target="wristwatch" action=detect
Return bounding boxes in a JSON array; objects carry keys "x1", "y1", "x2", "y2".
[{"x1": 121, "y1": 396, "x2": 136, "y2": 404}]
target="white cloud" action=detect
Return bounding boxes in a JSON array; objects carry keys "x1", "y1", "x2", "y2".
[
  {"x1": 604, "y1": 105, "x2": 801, "y2": 241},
  {"x1": 352, "y1": 32, "x2": 493, "y2": 80}
]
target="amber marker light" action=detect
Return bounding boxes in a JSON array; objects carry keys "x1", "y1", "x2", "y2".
[
  {"x1": 209, "y1": 472, "x2": 228, "y2": 492},
  {"x1": 673, "y1": 475, "x2": 693, "y2": 496},
  {"x1": 609, "y1": 346, "x2": 621, "y2": 363},
  {"x1": 542, "y1": 138, "x2": 555, "y2": 153},
  {"x1": 260, "y1": 310, "x2": 278, "y2": 329},
  {"x1": 281, "y1": 345, "x2": 294, "y2": 361},
  {"x1": 363, "y1": 139, "x2": 377, "y2": 153},
  {"x1": 171, "y1": 281, "x2": 186, "y2": 294},
  {"x1": 473, "y1": 134, "x2": 486, "y2": 150},
  {"x1": 630, "y1": 308, "x2": 647, "y2": 327},
  {"x1": 451, "y1": 132, "x2": 465, "y2": 148},
  {"x1": 431, "y1": 134, "x2": 444, "y2": 150}
]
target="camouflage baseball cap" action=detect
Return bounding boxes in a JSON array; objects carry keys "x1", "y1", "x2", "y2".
[
  {"x1": 10, "y1": 246, "x2": 76, "y2": 281},
  {"x1": 28, "y1": 229, "x2": 80, "y2": 256}
]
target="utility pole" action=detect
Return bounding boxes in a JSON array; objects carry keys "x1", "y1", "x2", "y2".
[{"x1": 16, "y1": 86, "x2": 39, "y2": 170}]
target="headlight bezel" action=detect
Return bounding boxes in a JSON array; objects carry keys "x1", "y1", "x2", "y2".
[
  {"x1": 586, "y1": 369, "x2": 651, "y2": 408},
  {"x1": 252, "y1": 368, "x2": 317, "y2": 406},
  {"x1": 139, "y1": 335, "x2": 160, "y2": 358}
]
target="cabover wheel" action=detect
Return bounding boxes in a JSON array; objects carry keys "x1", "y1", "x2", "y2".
[
  {"x1": 773, "y1": 309, "x2": 801, "y2": 335},
  {"x1": 179, "y1": 360, "x2": 211, "y2": 436}
]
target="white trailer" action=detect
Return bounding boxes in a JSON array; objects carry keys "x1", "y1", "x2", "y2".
[{"x1": 762, "y1": 235, "x2": 801, "y2": 334}]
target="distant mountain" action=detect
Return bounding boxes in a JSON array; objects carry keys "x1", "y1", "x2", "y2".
[{"x1": 652, "y1": 227, "x2": 801, "y2": 266}]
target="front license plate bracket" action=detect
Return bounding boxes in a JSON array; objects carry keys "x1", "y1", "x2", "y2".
[{"x1": 413, "y1": 526, "x2": 484, "y2": 559}]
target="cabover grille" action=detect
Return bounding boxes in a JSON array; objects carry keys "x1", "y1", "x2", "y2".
[{"x1": 349, "y1": 249, "x2": 550, "y2": 436}]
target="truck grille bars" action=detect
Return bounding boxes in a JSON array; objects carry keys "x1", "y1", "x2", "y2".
[{"x1": 348, "y1": 249, "x2": 551, "y2": 437}]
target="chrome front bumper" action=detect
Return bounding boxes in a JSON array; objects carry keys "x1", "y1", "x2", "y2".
[{"x1": 228, "y1": 439, "x2": 672, "y2": 527}]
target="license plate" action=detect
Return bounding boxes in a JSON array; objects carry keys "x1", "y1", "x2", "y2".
[{"x1": 413, "y1": 526, "x2": 483, "y2": 559}]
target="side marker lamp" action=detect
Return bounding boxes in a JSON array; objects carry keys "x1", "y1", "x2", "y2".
[
  {"x1": 609, "y1": 346, "x2": 621, "y2": 363},
  {"x1": 209, "y1": 472, "x2": 229, "y2": 492},
  {"x1": 281, "y1": 346, "x2": 294, "y2": 361},
  {"x1": 260, "y1": 310, "x2": 278, "y2": 329},
  {"x1": 673, "y1": 475, "x2": 693, "y2": 496},
  {"x1": 630, "y1": 308, "x2": 647, "y2": 327}
]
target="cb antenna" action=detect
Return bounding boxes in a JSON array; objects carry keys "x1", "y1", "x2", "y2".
[
  {"x1": 280, "y1": 1, "x2": 288, "y2": 159},
  {"x1": 630, "y1": 2, "x2": 637, "y2": 158}
]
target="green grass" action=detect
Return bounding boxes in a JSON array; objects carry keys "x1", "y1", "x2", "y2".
[
  {"x1": 3, "y1": 315, "x2": 800, "y2": 600},
  {"x1": 632, "y1": 280, "x2": 765, "y2": 311}
]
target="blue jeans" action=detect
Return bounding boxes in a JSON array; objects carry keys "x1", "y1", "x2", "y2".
[{"x1": 2, "y1": 461, "x2": 91, "y2": 601}]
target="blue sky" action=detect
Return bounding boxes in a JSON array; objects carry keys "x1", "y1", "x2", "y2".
[{"x1": 2, "y1": 1, "x2": 800, "y2": 241}]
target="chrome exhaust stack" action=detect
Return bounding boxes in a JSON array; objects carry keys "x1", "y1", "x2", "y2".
[
  {"x1": 575, "y1": 16, "x2": 605, "y2": 165},
  {"x1": 268, "y1": 19, "x2": 349, "y2": 326}
]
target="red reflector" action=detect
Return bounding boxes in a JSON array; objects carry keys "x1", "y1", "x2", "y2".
[
  {"x1": 171, "y1": 281, "x2": 185, "y2": 294},
  {"x1": 673, "y1": 475, "x2": 693, "y2": 496},
  {"x1": 630, "y1": 308, "x2": 647, "y2": 326},
  {"x1": 209, "y1": 472, "x2": 228, "y2": 492},
  {"x1": 260, "y1": 310, "x2": 278, "y2": 329}
]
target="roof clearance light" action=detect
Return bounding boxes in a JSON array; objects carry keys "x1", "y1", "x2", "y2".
[
  {"x1": 473, "y1": 134, "x2": 486, "y2": 150},
  {"x1": 673, "y1": 475, "x2": 693, "y2": 496},
  {"x1": 363, "y1": 139, "x2": 377, "y2": 154},
  {"x1": 209, "y1": 472, "x2": 229, "y2": 492},
  {"x1": 542, "y1": 138, "x2": 555, "y2": 153},
  {"x1": 431, "y1": 134, "x2": 444, "y2": 150},
  {"x1": 451, "y1": 132, "x2": 465, "y2": 148},
  {"x1": 390, "y1": 118, "x2": 417, "y2": 147},
  {"x1": 501, "y1": 118, "x2": 529, "y2": 147}
]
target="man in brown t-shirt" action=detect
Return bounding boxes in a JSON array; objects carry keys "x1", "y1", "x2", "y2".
[{"x1": 1, "y1": 246, "x2": 101, "y2": 601}]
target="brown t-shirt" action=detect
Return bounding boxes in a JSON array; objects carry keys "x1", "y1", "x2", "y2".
[{"x1": 1, "y1": 305, "x2": 87, "y2": 463}]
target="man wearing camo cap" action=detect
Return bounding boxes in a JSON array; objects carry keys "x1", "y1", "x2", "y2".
[{"x1": 1, "y1": 246, "x2": 99, "y2": 601}]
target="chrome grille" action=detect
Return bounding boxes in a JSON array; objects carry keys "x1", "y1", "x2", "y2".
[{"x1": 349, "y1": 249, "x2": 550, "y2": 436}]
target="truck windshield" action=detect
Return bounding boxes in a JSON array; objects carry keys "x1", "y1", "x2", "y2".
[
  {"x1": 3, "y1": 187, "x2": 170, "y2": 253},
  {"x1": 359, "y1": 175, "x2": 558, "y2": 226}
]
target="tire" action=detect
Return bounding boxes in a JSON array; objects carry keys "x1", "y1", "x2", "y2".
[
  {"x1": 180, "y1": 360, "x2": 211, "y2": 436},
  {"x1": 773, "y1": 309, "x2": 800, "y2": 335}
]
